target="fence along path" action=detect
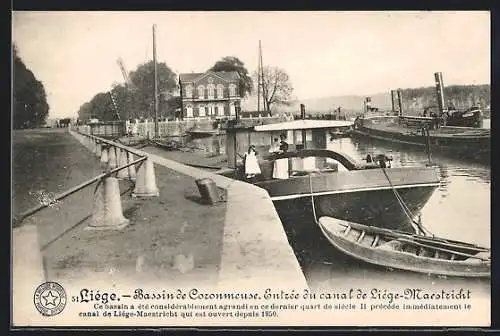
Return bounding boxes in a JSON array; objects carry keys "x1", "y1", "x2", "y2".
[{"x1": 12, "y1": 129, "x2": 159, "y2": 321}]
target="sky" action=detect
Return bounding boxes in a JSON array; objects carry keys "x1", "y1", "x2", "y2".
[{"x1": 12, "y1": 11, "x2": 490, "y2": 119}]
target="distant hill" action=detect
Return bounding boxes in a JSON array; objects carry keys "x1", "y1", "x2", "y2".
[{"x1": 242, "y1": 84, "x2": 490, "y2": 116}]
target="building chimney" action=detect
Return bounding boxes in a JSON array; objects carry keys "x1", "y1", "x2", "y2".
[
  {"x1": 397, "y1": 89, "x2": 404, "y2": 116},
  {"x1": 300, "y1": 104, "x2": 306, "y2": 120},
  {"x1": 390, "y1": 90, "x2": 397, "y2": 114},
  {"x1": 434, "y1": 72, "x2": 445, "y2": 115}
]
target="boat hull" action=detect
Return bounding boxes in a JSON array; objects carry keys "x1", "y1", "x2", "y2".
[
  {"x1": 446, "y1": 109, "x2": 483, "y2": 128},
  {"x1": 318, "y1": 217, "x2": 490, "y2": 278},
  {"x1": 351, "y1": 116, "x2": 490, "y2": 159},
  {"x1": 273, "y1": 184, "x2": 437, "y2": 234},
  {"x1": 256, "y1": 167, "x2": 440, "y2": 233}
]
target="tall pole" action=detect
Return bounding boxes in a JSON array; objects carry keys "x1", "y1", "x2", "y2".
[
  {"x1": 153, "y1": 24, "x2": 159, "y2": 139},
  {"x1": 259, "y1": 41, "x2": 267, "y2": 113},
  {"x1": 257, "y1": 41, "x2": 261, "y2": 114}
]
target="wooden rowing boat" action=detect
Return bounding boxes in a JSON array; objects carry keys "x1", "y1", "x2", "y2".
[{"x1": 317, "y1": 216, "x2": 491, "y2": 278}]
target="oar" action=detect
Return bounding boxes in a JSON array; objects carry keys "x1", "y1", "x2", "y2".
[
  {"x1": 349, "y1": 221, "x2": 488, "y2": 253},
  {"x1": 396, "y1": 238, "x2": 491, "y2": 262}
]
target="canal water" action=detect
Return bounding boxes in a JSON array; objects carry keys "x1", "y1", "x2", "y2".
[{"x1": 290, "y1": 134, "x2": 491, "y2": 295}]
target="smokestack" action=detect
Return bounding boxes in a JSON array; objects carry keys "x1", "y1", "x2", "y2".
[
  {"x1": 397, "y1": 89, "x2": 404, "y2": 116},
  {"x1": 390, "y1": 90, "x2": 397, "y2": 114},
  {"x1": 300, "y1": 104, "x2": 306, "y2": 120},
  {"x1": 434, "y1": 72, "x2": 445, "y2": 115}
]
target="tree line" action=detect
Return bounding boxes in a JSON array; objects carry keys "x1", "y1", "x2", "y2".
[
  {"x1": 13, "y1": 44, "x2": 50, "y2": 129},
  {"x1": 401, "y1": 85, "x2": 490, "y2": 113},
  {"x1": 77, "y1": 56, "x2": 295, "y2": 122}
]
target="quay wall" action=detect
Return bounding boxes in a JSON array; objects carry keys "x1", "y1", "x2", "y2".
[{"x1": 68, "y1": 129, "x2": 308, "y2": 290}]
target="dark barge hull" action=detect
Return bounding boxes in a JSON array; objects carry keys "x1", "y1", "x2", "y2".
[
  {"x1": 273, "y1": 184, "x2": 437, "y2": 235},
  {"x1": 351, "y1": 126, "x2": 490, "y2": 160},
  {"x1": 256, "y1": 167, "x2": 440, "y2": 234}
]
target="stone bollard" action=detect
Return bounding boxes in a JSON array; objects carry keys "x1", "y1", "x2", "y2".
[
  {"x1": 91, "y1": 138, "x2": 97, "y2": 154},
  {"x1": 108, "y1": 146, "x2": 117, "y2": 170},
  {"x1": 96, "y1": 141, "x2": 102, "y2": 157},
  {"x1": 132, "y1": 157, "x2": 159, "y2": 197},
  {"x1": 100, "y1": 145, "x2": 109, "y2": 164},
  {"x1": 117, "y1": 149, "x2": 130, "y2": 179},
  {"x1": 128, "y1": 152, "x2": 137, "y2": 181},
  {"x1": 86, "y1": 136, "x2": 92, "y2": 151},
  {"x1": 86, "y1": 176, "x2": 130, "y2": 230}
]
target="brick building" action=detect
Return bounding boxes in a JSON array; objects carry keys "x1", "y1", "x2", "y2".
[{"x1": 179, "y1": 70, "x2": 241, "y2": 120}]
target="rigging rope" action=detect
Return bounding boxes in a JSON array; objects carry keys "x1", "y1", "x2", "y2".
[
  {"x1": 308, "y1": 173, "x2": 319, "y2": 225},
  {"x1": 379, "y1": 166, "x2": 433, "y2": 236},
  {"x1": 308, "y1": 164, "x2": 433, "y2": 237}
]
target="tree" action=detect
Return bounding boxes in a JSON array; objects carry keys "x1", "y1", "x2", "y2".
[
  {"x1": 210, "y1": 56, "x2": 253, "y2": 98},
  {"x1": 129, "y1": 61, "x2": 178, "y2": 119},
  {"x1": 76, "y1": 60, "x2": 178, "y2": 122},
  {"x1": 254, "y1": 66, "x2": 294, "y2": 115},
  {"x1": 164, "y1": 96, "x2": 182, "y2": 120},
  {"x1": 89, "y1": 92, "x2": 116, "y2": 121},
  {"x1": 13, "y1": 44, "x2": 50, "y2": 129},
  {"x1": 77, "y1": 101, "x2": 93, "y2": 122}
]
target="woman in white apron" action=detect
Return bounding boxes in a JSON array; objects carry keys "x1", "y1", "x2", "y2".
[
  {"x1": 269, "y1": 135, "x2": 289, "y2": 179},
  {"x1": 244, "y1": 145, "x2": 261, "y2": 180}
]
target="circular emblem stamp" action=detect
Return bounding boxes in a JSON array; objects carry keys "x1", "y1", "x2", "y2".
[{"x1": 33, "y1": 282, "x2": 67, "y2": 317}]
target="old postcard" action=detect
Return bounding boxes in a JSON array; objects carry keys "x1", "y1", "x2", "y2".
[{"x1": 11, "y1": 11, "x2": 490, "y2": 327}]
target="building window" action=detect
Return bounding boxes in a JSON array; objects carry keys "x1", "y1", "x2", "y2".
[
  {"x1": 186, "y1": 104, "x2": 193, "y2": 118},
  {"x1": 229, "y1": 84, "x2": 237, "y2": 97},
  {"x1": 207, "y1": 84, "x2": 215, "y2": 99},
  {"x1": 217, "y1": 84, "x2": 224, "y2": 98},
  {"x1": 185, "y1": 85, "x2": 193, "y2": 98},
  {"x1": 198, "y1": 85, "x2": 205, "y2": 99},
  {"x1": 207, "y1": 104, "x2": 215, "y2": 116},
  {"x1": 218, "y1": 103, "x2": 225, "y2": 116},
  {"x1": 230, "y1": 102, "x2": 236, "y2": 115},
  {"x1": 199, "y1": 105, "x2": 206, "y2": 117}
]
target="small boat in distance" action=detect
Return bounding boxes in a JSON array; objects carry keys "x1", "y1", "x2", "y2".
[{"x1": 317, "y1": 216, "x2": 491, "y2": 278}]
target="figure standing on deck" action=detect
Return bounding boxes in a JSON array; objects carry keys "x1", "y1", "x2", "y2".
[
  {"x1": 244, "y1": 145, "x2": 261, "y2": 180},
  {"x1": 270, "y1": 133, "x2": 289, "y2": 179}
]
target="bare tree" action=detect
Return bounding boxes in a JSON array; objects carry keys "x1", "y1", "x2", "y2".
[{"x1": 254, "y1": 66, "x2": 294, "y2": 116}]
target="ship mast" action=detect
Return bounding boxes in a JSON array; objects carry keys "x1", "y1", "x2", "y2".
[
  {"x1": 257, "y1": 40, "x2": 267, "y2": 114},
  {"x1": 257, "y1": 41, "x2": 261, "y2": 114},
  {"x1": 153, "y1": 24, "x2": 159, "y2": 139},
  {"x1": 260, "y1": 41, "x2": 268, "y2": 113}
]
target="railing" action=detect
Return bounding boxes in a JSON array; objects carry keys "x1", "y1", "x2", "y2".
[{"x1": 13, "y1": 128, "x2": 150, "y2": 227}]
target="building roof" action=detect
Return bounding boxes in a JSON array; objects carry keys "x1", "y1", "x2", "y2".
[
  {"x1": 179, "y1": 70, "x2": 240, "y2": 83},
  {"x1": 254, "y1": 120, "x2": 353, "y2": 132}
]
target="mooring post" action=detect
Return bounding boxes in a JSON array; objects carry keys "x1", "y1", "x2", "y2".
[
  {"x1": 132, "y1": 157, "x2": 159, "y2": 197},
  {"x1": 108, "y1": 146, "x2": 117, "y2": 170},
  {"x1": 100, "y1": 144, "x2": 109, "y2": 164},
  {"x1": 117, "y1": 149, "x2": 130, "y2": 179},
  {"x1": 86, "y1": 176, "x2": 130, "y2": 231}
]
